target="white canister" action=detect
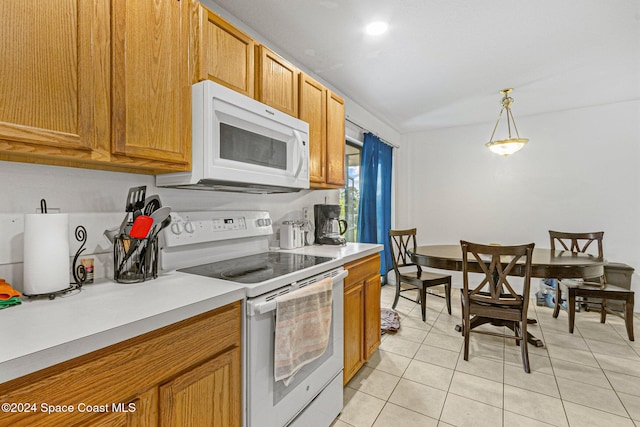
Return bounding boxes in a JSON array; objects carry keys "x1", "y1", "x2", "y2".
[
  {"x1": 280, "y1": 221, "x2": 296, "y2": 249},
  {"x1": 23, "y1": 213, "x2": 70, "y2": 295}
]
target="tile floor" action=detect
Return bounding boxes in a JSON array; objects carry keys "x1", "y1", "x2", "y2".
[{"x1": 332, "y1": 285, "x2": 640, "y2": 427}]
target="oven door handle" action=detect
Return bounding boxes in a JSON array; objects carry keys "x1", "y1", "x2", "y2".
[{"x1": 250, "y1": 269, "x2": 348, "y2": 315}]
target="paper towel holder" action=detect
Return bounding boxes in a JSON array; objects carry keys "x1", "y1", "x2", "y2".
[
  {"x1": 24, "y1": 224, "x2": 88, "y2": 300},
  {"x1": 71, "y1": 225, "x2": 89, "y2": 288}
]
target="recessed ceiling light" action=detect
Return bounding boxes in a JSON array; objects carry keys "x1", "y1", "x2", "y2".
[{"x1": 365, "y1": 21, "x2": 388, "y2": 36}]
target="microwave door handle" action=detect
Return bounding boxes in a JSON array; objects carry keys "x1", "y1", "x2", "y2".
[{"x1": 293, "y1": 131, "x2": 305, "y2": 178}]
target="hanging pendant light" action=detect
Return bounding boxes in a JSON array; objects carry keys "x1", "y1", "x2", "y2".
[{"x1": 485, "y1": 88, "x2": 528, "y2": 156}]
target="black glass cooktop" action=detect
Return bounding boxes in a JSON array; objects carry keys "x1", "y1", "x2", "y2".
[{"x1": 178, "y1": 252, "x2": 334, "y2": 284}]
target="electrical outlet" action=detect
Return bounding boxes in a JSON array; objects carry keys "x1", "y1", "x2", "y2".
[{"x1": 302, "y1": 207, "x2": 309, "y2": 220}]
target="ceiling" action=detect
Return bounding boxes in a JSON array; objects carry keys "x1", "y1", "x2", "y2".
[{"x1": 211, "y1": 0, "x2": 640, "y2": 134}]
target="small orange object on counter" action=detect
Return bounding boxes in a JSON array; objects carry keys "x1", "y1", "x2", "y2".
[{"x1": 0, "y1": 279, "x2": 22, "y2": 309}]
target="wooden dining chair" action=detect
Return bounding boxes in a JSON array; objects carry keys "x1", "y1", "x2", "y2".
[
  {"x1": 549, "y1": 230, "x2": 635, "y2": 341},
  {"x1": 389, "y1": 229, "x2": 452, "y2": 321},
  {"x1": 460, "y1": 240, "x2": 535, "y2": 373}
]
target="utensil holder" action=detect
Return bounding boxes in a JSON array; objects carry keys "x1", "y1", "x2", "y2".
[{"x1": 114, "y1": 233, "x2": 158, "y2": 283}]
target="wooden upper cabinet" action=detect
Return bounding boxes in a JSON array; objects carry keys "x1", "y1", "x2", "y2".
[
  {"x1": 326, "y1": 91, "x2": 346, "y2": 187},
  {"x1": 195, "y1": 6, "x2": 255, "y2": 97},
  {"x1": 0, "y1": 0, "x2": 109, "y2": 160},
  {"x1": 111, "y1": 0, "x2": 191, "y2": 168},
  {"x1": 255, "y1": 45, "x2": 299, "y2": 117},
  {"x1": 299, "y1": 74, "x2": 327, "y2": 184},
  {"x1": 300, "y1": 73, "x2": 346, "y2": 189}
]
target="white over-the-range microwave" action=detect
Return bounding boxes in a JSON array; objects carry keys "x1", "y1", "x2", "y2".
[{"x1": 156, "y1": 80, "x2": 310, "y2": 193}]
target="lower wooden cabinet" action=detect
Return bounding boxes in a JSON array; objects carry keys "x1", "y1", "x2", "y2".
[
  {"x1": 343, "y1": 253, "x2": 381, "y2": 384},
  {"x1": 85, "y1": 387, "x2": 158, "y2": 426},
  {"x1": 0, "y1": 301, "x2": 242, "y2": 427},
  {"x1": 159, "y1": 347, "x2": 241, "y2": 426},
  {"x1": 343, "y1": 276, "x2": 365, "y2": 384}
]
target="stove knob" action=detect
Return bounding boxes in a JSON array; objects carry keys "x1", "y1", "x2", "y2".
[
  {"x1": 171, "y1": 222, "x2": 183, "y2": 235},
  {"x1": 184, "y1": 221, "x2": 195, "y2": 234},
  {"x1": 256, "y1": 218, "x2": 271, "y2": 227}
]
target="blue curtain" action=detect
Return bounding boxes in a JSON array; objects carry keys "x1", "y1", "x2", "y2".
[{"x1": 357, "y1": 132, "x2": 393, "y2": 281}]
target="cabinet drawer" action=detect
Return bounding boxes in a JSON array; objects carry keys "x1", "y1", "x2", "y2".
[
  {"x1": 0, "y1": 301, "x2": 241, "y2": 426},
  {"x1": 345, "y1": 253, "x2": 380, "y2": 286}
]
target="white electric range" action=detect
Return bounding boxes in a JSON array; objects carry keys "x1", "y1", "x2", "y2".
[{"x1": 161, "y1": 210, "x2": 345, "y2": 427}]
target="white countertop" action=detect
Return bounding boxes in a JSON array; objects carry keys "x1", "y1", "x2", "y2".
[
  {"x1": 0, "y1": 242, "x2": 382, "y2": 384},
  {"x1": 0, "y1": 272, "x2": 245, "y2": 383},
  {"x1": 281, "y1": 242, "x2": 383, "y2": 265}
]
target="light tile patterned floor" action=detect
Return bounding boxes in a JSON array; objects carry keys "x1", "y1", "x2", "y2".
[{"x1": 333, "y1": 285, "x2": 640, "y2": 427}]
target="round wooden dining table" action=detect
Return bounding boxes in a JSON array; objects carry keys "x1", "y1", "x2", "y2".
[{"x1": 409, "y1": 245, "x2": 605, "y2": 347}]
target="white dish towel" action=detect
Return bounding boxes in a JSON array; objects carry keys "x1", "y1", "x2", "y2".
[{"x1": 274, "y1": 277, "x2": 333, "y2": 386}]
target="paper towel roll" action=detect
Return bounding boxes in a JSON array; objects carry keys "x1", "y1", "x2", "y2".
[{"x1": 23, "y1": 213, "x2": 70, "y2": 295}]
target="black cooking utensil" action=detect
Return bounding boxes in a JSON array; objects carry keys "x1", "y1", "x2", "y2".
[
  {"x1": 125, "y1": 186, "x2": 146, "y2": 213},
  {"x1": 143, "y1": 195, "x2": 162, "y2": 215},
  {"x1": 131, "y1": 186, "x2": 147, "y2": 220},
  {"x1": 136, "y1": 212, "x2": 172, "y2": 270},
  {"x1": 119, "y1": 186, "x2": 147, "y2": 234}
]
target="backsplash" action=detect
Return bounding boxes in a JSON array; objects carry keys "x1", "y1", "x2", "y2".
[{"x1": 0, "y1": 160, "x2": 339, "y2": 290}]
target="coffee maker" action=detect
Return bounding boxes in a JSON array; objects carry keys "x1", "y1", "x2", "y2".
[{"x1": 314, "y1": 204, "x2": 348, "y2": 245}]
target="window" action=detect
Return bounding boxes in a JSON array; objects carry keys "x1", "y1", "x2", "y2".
[{"x1": 340, "y1": 141, "x2": 362, "y2": 242}]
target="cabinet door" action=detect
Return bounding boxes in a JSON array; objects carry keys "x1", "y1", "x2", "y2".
[
  {"x1": 299, "y1": 74, "x2": 327, "y2": 184},
  {"x1": 256, "y1": 46, "x2": 299, "y2": 117},
  {"x1": 364, "y1": 274, "x2": 382, "y2": 359},
  {"x1": 326, "y1": 91, "x2": 345, "y2": 186},
  {"x1": 89, "y1": 387, "x2": 158, "y2": 427},
  {"x1": 196, "y1": 6, "x2": 254, "y2": 97},
  {"x1": 159, "y1": 347, "x2": 242, "y2": 427},
  {"x1": 111, "y1": 0, "x2": 191, "y2": 167},
  {"x1": 343, "y1": 282, "x2": 365, "y2": 385},
  {"x1": 0, "y1": 0, "x2": 109, "y2": 160}
]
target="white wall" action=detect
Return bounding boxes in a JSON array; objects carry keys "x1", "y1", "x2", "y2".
[
  {"x1": 0, "y1": 160, "x2": 338, "y2": 287},
  {"x1": 0, "y1": 160, "x2": 338, "y2": 223},
  {"x1": 397, "y1": 100, "x2": 640, "y2": 309}
]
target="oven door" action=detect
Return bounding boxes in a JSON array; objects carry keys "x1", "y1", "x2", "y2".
[{"x1": 245, "y1": 268, "x2": 346, "y2": 427}]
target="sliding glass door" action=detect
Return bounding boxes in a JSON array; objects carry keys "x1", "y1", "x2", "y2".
[{"x1": 340, "y1": 141, "x2": 361, "y2": 242}]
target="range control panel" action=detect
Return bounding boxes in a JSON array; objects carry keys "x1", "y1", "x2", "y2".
[
  {"x1": 163, "y1": 210, "x2": 272, "y2": 247},
  {"x1": 211, "y1": 217, "x2": 247, "y2": 231}
]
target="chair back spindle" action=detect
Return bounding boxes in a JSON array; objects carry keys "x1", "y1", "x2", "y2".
[
  {"x1": 549, "y1": 230, "x2": 604, "y2": 259},
  {"x1": 389, "y1": 228, "x2": 420, "y2": 271},
  {"x1": 549, "y1": 230, "x2": 605, "y2": 285}
]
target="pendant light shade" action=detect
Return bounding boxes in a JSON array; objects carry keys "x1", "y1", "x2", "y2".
[{"x1": 486, "y1": 88, "x2": 528, "y2": 157}]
